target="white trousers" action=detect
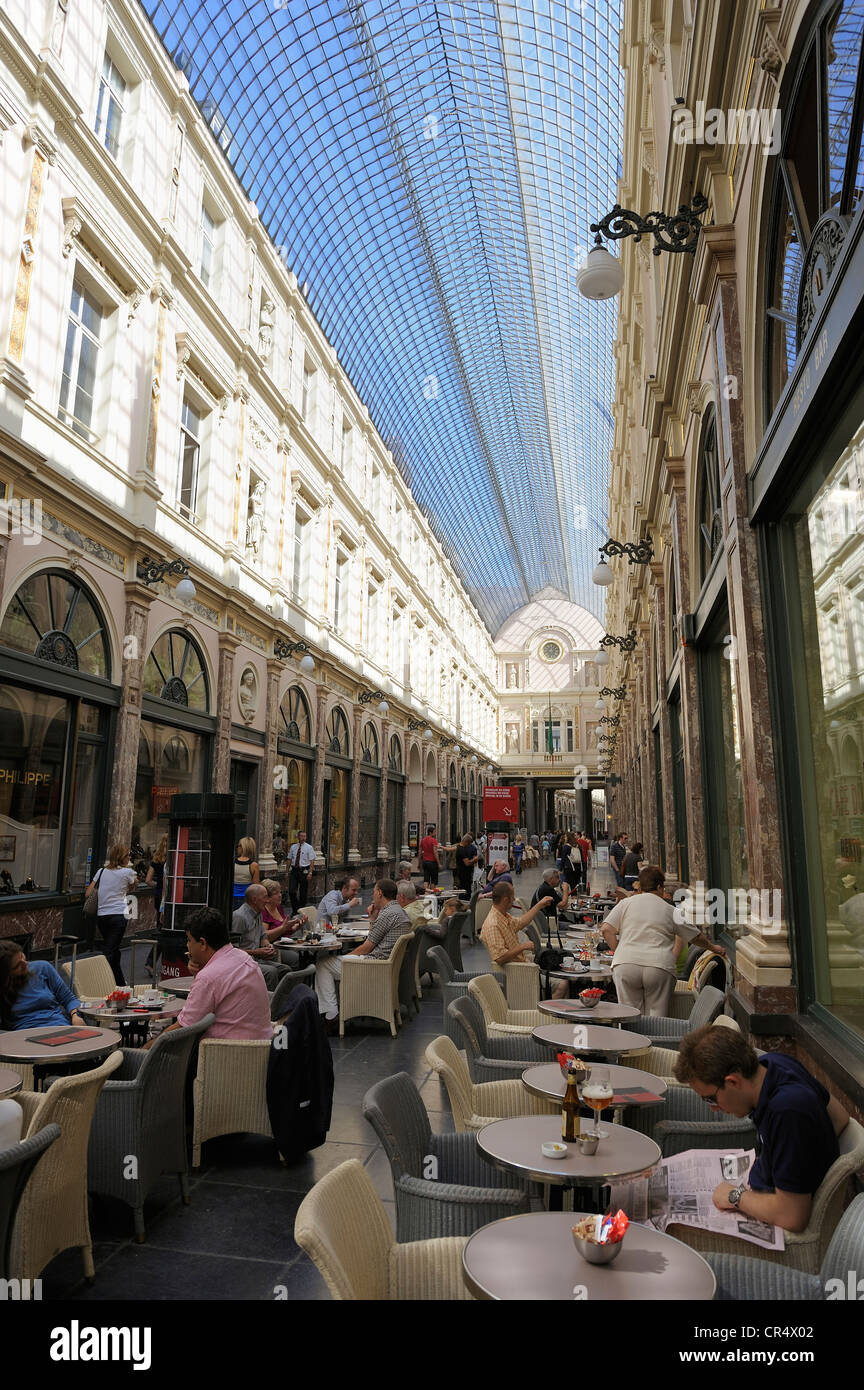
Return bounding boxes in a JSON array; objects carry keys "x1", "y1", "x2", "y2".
[
  {"x1": 315, "y1": 954, "x2": 343, "y2": 1018},
  {"x1": 612, "y1": 963, "x2": 675, "y2": 1017}
]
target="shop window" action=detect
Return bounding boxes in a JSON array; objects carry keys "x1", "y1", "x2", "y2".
[
  {"x1": 143, "y1": 629, "x2": 209, "y2": 711},
  {"x1": 272, "y1": 756, "x2": 310, "y2": 865},
  {"x1": 278, "y1": 685, "x2": 312, "y2": 745},
  {"x1": 388, "y1": 734, "x2": 403, "y2": 773},
  {"x1": 325, "y1": 767, "x2": 349, "y2": 863},
  {"x1": 361, "y1": 721, "x2": 379, "y2": 765},
  {"x1": 0, "y1": 570, "x2": 110, "y2": 677},
  {"x1": 358, "y1": 772, "x2": 379, "y2": 857},
  {"x1": 697, "y1": 407, "x2": 723, "y2": 586},
  {"x1": 386, "y1": 777, "x2": 403, "y2": 853},
  {"x1": 134, "y1": 719, "x2": 207, "y2": 859},
  {"x1": 324, "y1": 705, "x2": 350, "y2": 756}
]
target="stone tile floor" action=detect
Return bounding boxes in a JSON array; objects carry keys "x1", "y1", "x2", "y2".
[{"x1": 41, "y1": 859, "x2": 604, "y2": 1301}]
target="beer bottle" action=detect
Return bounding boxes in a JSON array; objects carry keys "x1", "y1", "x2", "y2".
[{"x1": 561, "y1": 1065, "x2": 581, "y2": 1143}]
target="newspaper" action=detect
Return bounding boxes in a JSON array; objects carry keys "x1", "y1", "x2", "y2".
[{"x1": 608, "y1": 1148, "x2": 785, "y2": 1252}]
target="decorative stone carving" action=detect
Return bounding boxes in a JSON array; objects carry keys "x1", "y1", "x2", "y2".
[
  {"x1": 126, "y1": 289, "x2": 142, "y2": 325},
  {"x1": 245, "y1": 478, "x2": 267, "y2": 557},
  {"x1": 22, "y1": 122, "x2": 58, "y2": 165},
  {"x1": 258, "y1": 296, "x2": 275, "y2": 362},
  {"x1": 61, "y1": 212, "x2": 81, "y2": 259},
  {"x1": 759, "y1": 31, "x2": 783, "y2": 78},
  {"x1": 248, "y1": 416, "x2": 272, "y2": 454},
  {"x1": 238, "y1": 664, "x2": 259, "y2": 723},
  {"x1": 176, "y1": 346, "x2": 191, "y2": 381}
]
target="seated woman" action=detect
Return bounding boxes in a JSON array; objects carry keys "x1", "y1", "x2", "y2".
[{"x1": 0, "y1": 939, "x2": 85, "y2": 1030}]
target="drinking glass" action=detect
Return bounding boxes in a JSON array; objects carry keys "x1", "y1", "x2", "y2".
[{"x1": 581, "y1": 1065, "x2": 613, "y2": 1138}]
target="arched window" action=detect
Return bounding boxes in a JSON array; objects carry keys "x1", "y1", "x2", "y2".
[
  {"x1": 360, "y1": 721, "x2": 379, "y2": 765},
  {"x1": 0, "y1": 569, "x2": 111, "y2": 677},
  {"x1": 143, "y1": 629, "x2": 209, "y2": 711},
  {"x1": 449, "y1": 761, "x2": 457, "y2": 789},
  {"x1": 764, "y1": 3, "x2": 864, "y2": 415},
  {"x1": 325, "y1": 705, "x2": 350, "y2": 756},
  {"x1": 388, "y1": 734, "x2": 403, "y2": 772},
  {"x1": 279, "y1": 685, "x2": 311, "y2": 743},
  {"x1": 697, "y1": 407, "x2": 723, "y2": 584},
  {"x1": 469, "y1": 771, "x2": 476, "y2": 796},
  {"x1": 459, "y1": 766, "x2": 467, "y2": 792}
]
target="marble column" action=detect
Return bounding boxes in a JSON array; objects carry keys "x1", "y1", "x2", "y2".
[
  {"x1": 310, "y1": 683, "x2": 328, "y2": 867},
  {"x1": 666, "y1": 458, "x2": 707, "y2": 881},
  {"x1": 107, "y1": 580, "x2": 154, "y2": 846},
  {"x1": 377, "y1": 718, "x2": 390, "y2": 860},
  {"x1": 348, "y1": 705, "x2": 363, "y2": 864},
  {"x1": 256, "y1": 657, "x2": 283, "y2": 874},
  {"x1": 212, "y1": 632, "x2": 239, "y2": 794}
]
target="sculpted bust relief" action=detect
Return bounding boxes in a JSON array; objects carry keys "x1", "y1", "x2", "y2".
[{"x1": 238, "y1": 665, "x2": 259, "y2": 722}]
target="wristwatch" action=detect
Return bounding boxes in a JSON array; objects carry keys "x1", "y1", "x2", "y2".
[{"x1": 728, "y1": 1184, "x2": 746, "y2": 1207}]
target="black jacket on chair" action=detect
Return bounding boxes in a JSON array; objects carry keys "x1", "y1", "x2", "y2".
[{"x1": 266, "y1": 985, "x2": 334, "y2": 1163}]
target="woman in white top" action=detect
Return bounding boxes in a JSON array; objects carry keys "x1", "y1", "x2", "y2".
[
  {"x1": 86, "y1": 842, "x2": 138, "y2": 986},
  {"x1": 601, "y1": 865, "x2": 724, "y2": 1016}
]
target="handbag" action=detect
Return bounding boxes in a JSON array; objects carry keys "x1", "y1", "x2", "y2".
[
  {"x1": 83, "y1": 866, "x2": 104, "y2": 918},
  {"x1": 536, "y1": 945, "x2": 565, "y2": 999}
]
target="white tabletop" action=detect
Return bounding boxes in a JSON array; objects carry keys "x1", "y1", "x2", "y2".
[{"x1": 521, "y1": 1062, "x2": 667, "y2": 1107}]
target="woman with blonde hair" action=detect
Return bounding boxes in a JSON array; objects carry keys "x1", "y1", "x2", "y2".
[
  {"x1": 233, "y1": 836, "x2": 260, "y2": 905},
  {"x1": 85, "y1": 842, "x2": 138, "y2": 985},
  {"x1": 145, "y1": 834, "x2": 168, "y2": 927}
]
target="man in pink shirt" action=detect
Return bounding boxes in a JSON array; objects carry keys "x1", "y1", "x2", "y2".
[{"x1": 143, "y1": 907, "x2": 272, "y2": 1046}]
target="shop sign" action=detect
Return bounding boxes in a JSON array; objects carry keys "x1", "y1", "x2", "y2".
[{"x1": 483, "y1": 786, "x2": 519, "y2": 822}]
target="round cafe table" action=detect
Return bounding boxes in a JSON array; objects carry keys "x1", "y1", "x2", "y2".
[
  {"x1": 531, "y1": 1023, "x2": 650, "y2": 1057},
  {"x1": 477, "y1": 1116, "x2": 660, "y2": 1212},
  {"x1": 0, "y1": 1025, "x2": 120, "y2": 1090},
  {"x1": 160, "y1": 976, "x2": 195, "y2": 997},
  {"x1": 521, "y1": 1062, "x2": 667, "y2": 1109},
  {"x1": 462, "y1": 1211, "x2": 715, "y2": 1301},
  {"x1": 538, "y1": 999, "x2": 639, "y2": 1024},
  {"x1": 78, "y1": 998, "x2": 182, "y2": 1047},
  {"x1": 0, "y1": 1066, "x2": 23, "y2": 1098}
]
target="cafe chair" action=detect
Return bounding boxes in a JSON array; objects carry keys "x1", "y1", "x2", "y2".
[
  {"x1": 426, "y1": 947, "x2": 505, "y2": 1047},
  {"x1": 627, "y1": 1013, "x2": 742, "y2": 1082},
  {"x1": 474, "y1": 895, "x2": 493, "y2": 940},
  {"x1": 667, "y1": 1117, "x2": 864, "y2": 1274},
  {"x1": 60, "y1": 954, "x2": 152, "y2": 1003},
  {"x1": 192, "y1": 1036, "x2": 274, "y2": 1167},
  {"x1": 338, "y1": 932, "x2": 411, "y2": 1038},
  {"x1": 446, "y1": 907, "x2": 469, "y2": 970},
  {"x1": 425, "y1": 1034, "x2": 558, "y2": 1132},
  {"x1": 88, "y1": 1013, "x2": 215, "y2": 1239},
  {"x1": 624, "y1": 1082, "x2": 757, "y2": 1155},
  {"x1": 636, "y1": 986, "x2": 727, "y2": 1048},
  {"x1": 478, "y1": 935, "x2": 540, "y2": 1012},
  {"x1": 707, "y1": 1193, "x2": 864, "y2": 1300},
  {"x1": 467, "y1": 974, "x2": 547, "y2": 1035},
  {"x1": 362, "y1": 1072, "x2": 531, "y2": 1240},
  {"x1": 397, "y1": 930, "x2": 423, "y2": 1021},
  {"x1": 0, "y1": 1124, "x2": 60, "y2": 1281},
  {"x1": 447, "y1": 994, "x2": 547, "y2": 1084},
  {"x1": 294, "y1": 1159, "x2": 473, "y2": 1300},
  {"x1": 8, "y1": 1050, "x2": 123, "y2": 1281},
  {"x1": 269, "y1": 964, "x2": 317, "y2": 1021}
]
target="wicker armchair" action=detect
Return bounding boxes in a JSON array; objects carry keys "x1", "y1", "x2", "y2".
[
  {"x1": 0, "y1": 1124, "x2": 60, "y2": 1281},
  {"x1": 192, "y1": 1036, "x2": 273, "y2": 1167},
  {"x1": 88, "y1": 1013, "x2": 215, "y2": 1238},
  {"x1": 427, "y1": 946, "x2": 504, "y2": 1046},
  {"x1": 425, "y1": 1034, "x2": 558, "y2": 1132},
  {"x1": 623, "y1": 1081, "x2": 757, "y2": 1154},
  {"x1": 447, "y1": 994, "x2": 547, "y2": 1083},
  {"x1": 398, "y1": 930, "x2": 423, "y2": 1020},
  {"x1": 60, "y1": 955, "x2": 152, "y2": 1004},
  {"x1": 467, "y1": 974, "x2": 547, "y2": 1034},
  {"x1": 269, "y1": 964, "x2": 317, "y2": 1020},
  {"x1": 636, "y1": 986, "x2": 726, "y2": 1047},
  {"x1": 294, "y1": 1158, "x2": 473, "y2": 1300},
  {"x1": 478, "y1": 936, "x2": 540, "y2": 1011},
  {"x1": 339, "y1": 933, "x2": 411, "y2": 1037},
  {"x1": 362, "y1": 1072, "x2": 531, "y2": 1239},
  {"x1": 668, "y1": 1118, "x2": 864, "y2": 1274},
  {"x1": 707, "y1": 1192, "x2": 864, "y2": 1300},
  {"x1": 9, "y1": 1050, "x2": 123, "y2": 1281}
]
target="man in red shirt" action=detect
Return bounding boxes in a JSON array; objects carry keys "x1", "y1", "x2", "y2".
[{"x1": 419, "y1": 827, "x2": 441, "y2": 888}]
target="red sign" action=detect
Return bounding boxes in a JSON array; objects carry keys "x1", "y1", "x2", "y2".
[
  {"x1": 151, "y1": 785, "x2": 180, "y2": 816},
  {"x1": 483, "y1": 786, "x2": 520, "y2": 823}
]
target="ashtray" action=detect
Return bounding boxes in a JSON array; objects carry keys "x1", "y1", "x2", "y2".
[
  {"x1": 576, "y1": 1133, "x2": 599, "y2": 1156},
  {"x1": 541, "y1": 1141, "x2": 568, "y2": 1159}
]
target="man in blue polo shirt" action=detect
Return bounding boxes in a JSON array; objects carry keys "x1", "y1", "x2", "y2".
[{"x1": 674, "y1": 1026, "x2": 848, "y2": 1233}]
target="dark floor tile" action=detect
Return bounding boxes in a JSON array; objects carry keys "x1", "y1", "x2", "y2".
[
  {"x1": 143, "y1": 1180, "x2": 304, "y2": 1263},
  {"x1": 361, "y1": 1146, "x2": 394, "y2": 1202},
  {"x1": 58, "y1": 1245, "x2": 289, "y2": 1302},
  {"x1": 324, "y1": 1103, "x2": 379, "y2": 1145},
  {"x1": 272, "y1": 1252, "x2": 332, "y2": 1301},
  {"x1": 204, "y1": 1138, "x2": 375, "y2": 1191},
  {"x1": 39, "y1": 1241, "x2": 126, "y2": 1300}
]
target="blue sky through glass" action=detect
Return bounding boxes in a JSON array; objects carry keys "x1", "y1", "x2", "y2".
[{"x1": 142, "y1": 0, "x2": 623, "y2": 632}]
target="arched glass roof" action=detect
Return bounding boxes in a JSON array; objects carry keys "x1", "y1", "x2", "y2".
[{"x1": 143, "y1": 0, "x2": 623, "y2": 633}]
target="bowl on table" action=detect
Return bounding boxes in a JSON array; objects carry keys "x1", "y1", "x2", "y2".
[
  {"x1": 572, "y1": 1221, "x2": 625, "y2": 1265},
  {"x1": 578, "y1": 990, "x2": 601, "y2": 1009}
]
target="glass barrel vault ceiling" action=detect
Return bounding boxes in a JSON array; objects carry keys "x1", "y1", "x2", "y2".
[{"x1": 142, "y1": 0, "x2": 624, "y2": 634}]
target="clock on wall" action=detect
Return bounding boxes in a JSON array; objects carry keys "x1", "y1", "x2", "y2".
[{"x1": 539, "y1": 638, "x2": 563, "y2": 662}]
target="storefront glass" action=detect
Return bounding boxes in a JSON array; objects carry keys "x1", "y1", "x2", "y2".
[
  {"x1": 66, "y1": 702, "x2": 109, "y2": 890},
  {"x1": 358, "y1": 772, "x2": 379, "y2": 857},
  {"x1": 701, "y1": 613, "x2": 749, "y2": 897},
  {"x1": 0, "y1": 687, "x2": 68, "y2": 892},
  {"x1": 797, "y1": 415, "x2": 864, "y2": 1039},
  {"x1": 273, "y1": 757, "x2": 311, "y2": 864},
  {"x1": 386, "y1": 779, "x2": 404, "y2": 856},
  {"x1": 134, "y1": 718, "x2": 208, "y2": 860},
  {"x1": 326, "y1": 768, "x2": 350, "y2": 864}
]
